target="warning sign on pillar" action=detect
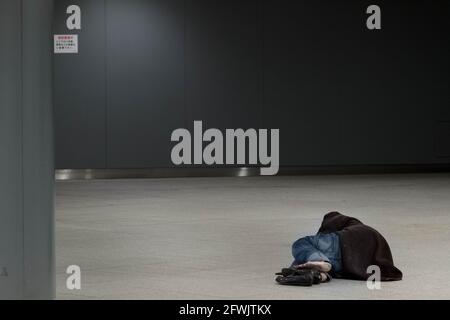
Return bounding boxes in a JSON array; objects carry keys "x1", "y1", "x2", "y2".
[{"x1": 54, "y1": 34, "x2": 78, "y2": 54}]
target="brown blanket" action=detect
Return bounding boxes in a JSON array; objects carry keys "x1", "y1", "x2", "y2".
[{"x1": 318, "y1": 212, "x2": 402, "y2": 281}]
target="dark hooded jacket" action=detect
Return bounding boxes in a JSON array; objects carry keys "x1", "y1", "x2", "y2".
[{"x1": 318, "y1": 212, "x2": 402, "y2": 281}]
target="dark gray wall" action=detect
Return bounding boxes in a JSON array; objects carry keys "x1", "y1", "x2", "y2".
[
  {"x1": 264, "y1": 0, "x2": 450, "y2": 165},
  {"x1": 0, "y1": 0, "x2": 55, "y2": 299},
  {"x1": 54, "y1": 0, "x2": 106, "y2": 168},
  {"x1": 107, "y1": 0, "x2": 185, "y2": 167},
  {"x1": 54, "y1": 0, "x2": 450, "y2": 169},
  {"x1": 186, "y1": 0, "x2": 263, "y2": 130}
]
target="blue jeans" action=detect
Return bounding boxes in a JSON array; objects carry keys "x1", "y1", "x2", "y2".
[{"x1": 292, "y1": 232, "x2": 342, "y2": 275}]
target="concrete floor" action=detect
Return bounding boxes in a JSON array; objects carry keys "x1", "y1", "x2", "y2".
[{"x1": 56, "y1": 174, "x2": 450, "y2": 300}]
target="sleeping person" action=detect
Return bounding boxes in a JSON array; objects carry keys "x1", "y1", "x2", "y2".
[{"x1": 276, "y1": 212, "x2": 403, "y2": 286}]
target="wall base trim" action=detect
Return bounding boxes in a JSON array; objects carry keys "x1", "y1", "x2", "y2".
[{"x1": 55, "y1": 164, "x2": 450, "y2": 180}]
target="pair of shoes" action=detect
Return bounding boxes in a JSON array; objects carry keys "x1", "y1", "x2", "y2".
[
  {"x1": 293, "y1": 265, "x2": 333, "y2": 283},
  {"x1": 275, "y1": 268, "x2": 322, "y2": 286}
]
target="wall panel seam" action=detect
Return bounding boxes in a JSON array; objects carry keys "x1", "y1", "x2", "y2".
[{"x1": 19, "y1": 0, "x2": 25, "y2": 297}]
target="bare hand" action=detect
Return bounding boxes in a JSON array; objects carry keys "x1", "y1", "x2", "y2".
[{"x1": 293, "y1": 261, "x2": 332, "y2": 272}]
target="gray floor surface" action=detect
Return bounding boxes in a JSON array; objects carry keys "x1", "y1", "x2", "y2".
[{"x1": 56, "y1": 174, "x2": 450, "y2": 300}]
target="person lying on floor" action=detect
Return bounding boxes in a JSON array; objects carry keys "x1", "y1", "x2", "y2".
[{"x1": 276, "y1": 211, "x2": 403, "y2": 286}]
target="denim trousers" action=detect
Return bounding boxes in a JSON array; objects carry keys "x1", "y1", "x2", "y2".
[{"x1": 292, "y1": 232, "x2": 343, "y2": 274}]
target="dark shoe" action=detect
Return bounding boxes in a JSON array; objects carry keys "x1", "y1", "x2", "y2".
[
  {"x1": 275, "y1": 268, "x2": 307, "y2": 277},
  {"x1": 275, "y1": 268, "x2": 326, "y2": 286},
  {"x1": 276, "y1": 266, "x2": 321, "y2": 276},
  {"x1": 275, "y1": 272, "x2": 314, "y2": 287},
  {"x1": 292, "y1": 265, "x2": 331, "y2": 284},
  {"x1": 276, "y1": 268, "x2": 321, "y2": 283}
]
